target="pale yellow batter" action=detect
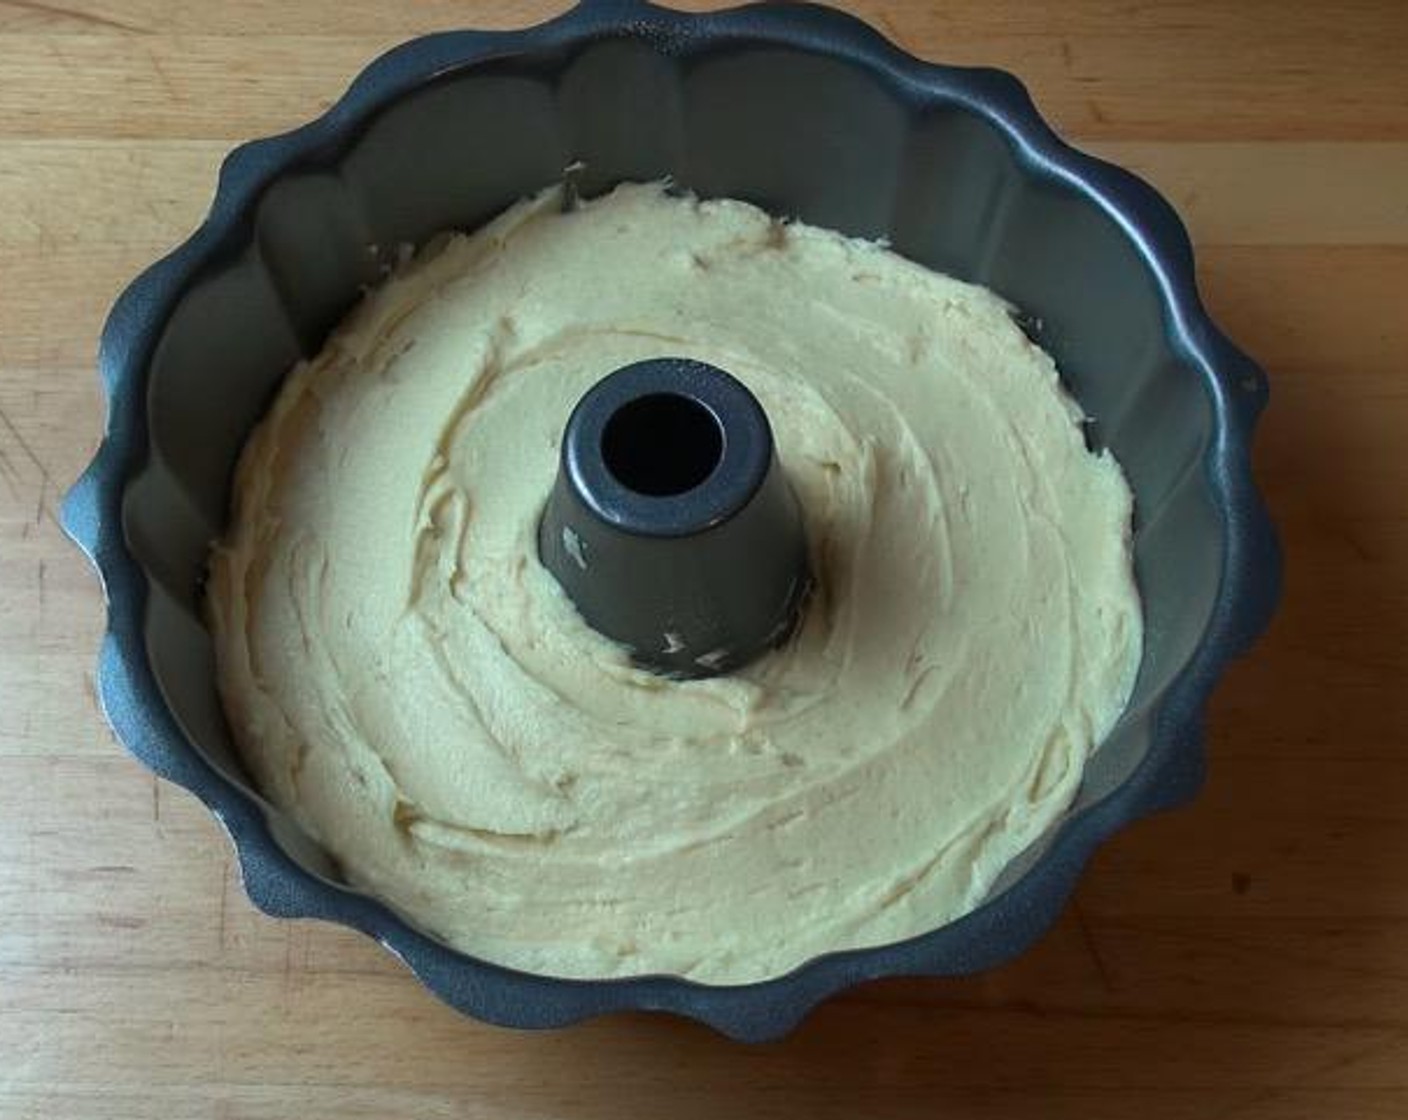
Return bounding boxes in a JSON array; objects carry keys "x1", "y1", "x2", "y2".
[{"x1": 208, "y1": 183, "x2": 1142, "y2": 983}]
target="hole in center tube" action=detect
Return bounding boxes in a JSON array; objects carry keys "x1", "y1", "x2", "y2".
[{"x1": 601, "y1": 392, "x2": 724, "y2": 497}]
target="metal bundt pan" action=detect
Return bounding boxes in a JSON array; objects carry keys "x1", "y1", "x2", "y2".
[{"x1": 63, "y1": 0, "x2": 1280, "y2": 1041}]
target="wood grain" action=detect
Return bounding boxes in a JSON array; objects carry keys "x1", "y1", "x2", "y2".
[{"x1": 2, "y1": 2, "x2": 1406, "y2": 1117}]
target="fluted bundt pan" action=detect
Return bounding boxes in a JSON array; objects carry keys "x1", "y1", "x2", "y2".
[{"x1": 63, "y1": 0, "x2": 1279, "y2": 1041}]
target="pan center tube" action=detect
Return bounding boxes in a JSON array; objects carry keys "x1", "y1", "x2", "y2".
[{"x1": 538, "y1": 358, "x2": 812, "y2": 678}]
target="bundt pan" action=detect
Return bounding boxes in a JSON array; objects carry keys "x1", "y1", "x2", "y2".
[{"x1": 64, "y1": 0, "x2": 1280, "y2": 1041}]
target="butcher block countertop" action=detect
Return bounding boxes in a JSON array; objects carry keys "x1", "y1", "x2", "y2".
[{"x1": 2, "y1": 2, "x2": 1406, "y2": 1117}]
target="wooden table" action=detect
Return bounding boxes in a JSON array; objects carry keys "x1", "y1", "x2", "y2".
[{"x1": 3, "y1": 2, "x2": 1406, "y2": 1116}]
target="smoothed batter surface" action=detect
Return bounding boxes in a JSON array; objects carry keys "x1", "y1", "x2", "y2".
[{"x1": 208, "y1": 183, "x2": 1142, "y2": 983}]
